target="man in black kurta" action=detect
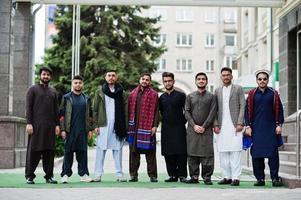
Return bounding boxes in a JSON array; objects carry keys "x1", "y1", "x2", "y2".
[
  {"x1": 159, "y1": 72, "x2": 187, "y2": 182},
  {"x1": 25, "y1": 67, "x2": 60, "y2": 184}
]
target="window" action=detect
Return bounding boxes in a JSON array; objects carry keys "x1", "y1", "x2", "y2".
[
  {"x1": 176, "y1": 9, "x2": 194, "y2": 22},
  {"x1": 155, "y1": 58, "x2": 166, "y2": 71},
  {"x1": 176, "y1": 33, "x2": 192, "y2": 46},
  {"x1": 154, "y1": 34, "x2": 166, "y2": 46},
  {"x1": 150, "y1": 9, "x2": 167, "y2": 21},
  {"x1": 176, "y1": 59, "x2": 192, "y2": 71},
  {"x1": 206, "y1": 60, "x2": 214, "y2": 72},
  {"x1": 224, "y1": 9, "x2": 237, "y2": 23},
  {"x1": 205, "y1": 9, "x2": 216, "y2": 22},
  {"x1": 225, "y1": 35, "x2": 236, "y2": 46},
  {"x1": 208, "y1": 85, "x2": 215, "y2": 93},
  {"x1": 205, "y1": 34, "x2": 215, "y2": 47},
  {"x1": 224, "y1": 56, "x2": 237, "y2": 68}
]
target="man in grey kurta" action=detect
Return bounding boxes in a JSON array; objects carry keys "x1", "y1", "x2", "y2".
[{"x1": 184, "y1": 72, "x2": 217, "y2": 185}]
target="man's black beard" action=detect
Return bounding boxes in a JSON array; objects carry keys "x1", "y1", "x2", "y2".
[
  {"x1": 41, "y1": 79, "x2": 49, "y2": 85},
  {"x1": 166, "y1": 86, "x2": 174, "y2": 91},
  {"x1": 197, "y1": 86, "x2": 206, "y2": 90},
  {"x1": 74, "y1": 88, "x2": 82, "y2": 93}
]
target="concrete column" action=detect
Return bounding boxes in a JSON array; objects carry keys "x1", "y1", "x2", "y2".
[{"x1": 0, "y1": 1, "x2": 32, "y2": 168}]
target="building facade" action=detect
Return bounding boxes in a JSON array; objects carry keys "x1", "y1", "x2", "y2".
[{"x1": 146, "y1": 6, "x2": 238, "y2": 94}]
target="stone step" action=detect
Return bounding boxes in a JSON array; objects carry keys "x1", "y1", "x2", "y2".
[
  {"x1": 278, "y1": 160, "x2": 301, "y2": 176},
  {"x1": 281, "y1": 143, "x2": 301, "y2": 151},
  {"x1": 279, "y1": 150, "x2": 301, "y2": 162}
]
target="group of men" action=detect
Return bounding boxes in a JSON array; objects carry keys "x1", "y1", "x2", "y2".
[{"x1": 25, "y1": 66, "x2": 284, "y2": 187}]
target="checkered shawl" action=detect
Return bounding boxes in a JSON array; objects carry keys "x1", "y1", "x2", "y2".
[{"x1": 127, "y1": 86, "x2": 158, "y2": 150}]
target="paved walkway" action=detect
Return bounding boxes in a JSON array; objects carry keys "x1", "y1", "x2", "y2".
[{"x1": 2, "y1": 143, "x2": 301, "y2": 200}]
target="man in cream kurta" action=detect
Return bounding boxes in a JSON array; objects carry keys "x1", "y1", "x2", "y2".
[
  {"x1": 93, "y1": 70, "x2": 127, "y2": 182},
  {"x1": 214, "y1": 67, "x2": 245, "y2": 186}
]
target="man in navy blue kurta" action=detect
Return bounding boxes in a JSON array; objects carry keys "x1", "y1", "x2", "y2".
[{"x1": 244, "y1": 70, "x2": 284, "y2": 187}]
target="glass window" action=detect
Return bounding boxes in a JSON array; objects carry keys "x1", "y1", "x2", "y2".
[
  {"x1": 176, "y1": 33, "x2": 193, "y2": 47},
  {"x1": 225, "y1": 35, "x2": 236, "y2": 46},
  {"x1": 176, "y1": 9, "x2": 194, "y2": 21},
  {"x1": 206, "y1": 34, "x2": 215, "y2": 47}
]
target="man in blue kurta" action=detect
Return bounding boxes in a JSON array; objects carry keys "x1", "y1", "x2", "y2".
[
  {"x1": 244, "y1": 69, "x2": 284, "y2": 187},
  {"x1": 60, "y1": 75, "x2": 93, "y2": 183}
]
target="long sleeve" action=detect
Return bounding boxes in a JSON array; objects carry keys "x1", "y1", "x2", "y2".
[
  {"x1": 278, "y1": 98, "x2": 284, "y2": 125},
  {"x1": 88, "y1": 97, "x2": 94, "y2": 131},
  {"x1": 237, "y1": 86, "x2": 246, "y2": 125},
  {"x1": 25, "y1": 87, "x2": 34, "y2": 124},
  {"x1": 92, "y1": 90, "x2": 100, "y2": 129},
  {"x1": 184, "y1": 94, "x2": 196, "y2": 127},
  {"x1": 54, "y1": 92, "x2": 60, "y2": 126},
  {"x1": 202, "y1": 94, "x2": 217, "y2": 129},
  {"x1": 59, "y1": 96, "x2": 66, "y2": 131},
  {"x1": 244, "y1": 97, "x2": 250, "y2": 126},
  {"x1": 152, "y1": 97, "x2": 160, "y2": 127}
]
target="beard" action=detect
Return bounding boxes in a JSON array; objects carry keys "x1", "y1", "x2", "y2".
[
  {"x1": 41, "y1": 79, "x2": 50, "y2": 85},
  {"x1": 197, "y1": 85, "x2": 206, "y2": 90}
]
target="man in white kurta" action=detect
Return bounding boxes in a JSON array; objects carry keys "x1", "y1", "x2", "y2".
[
  {"x1": 95, "y1": 93, "x2": 125, "y2": 180},
  {"x1": 214, "y1": 67, "x2": 245, "y2": 186},
  {"x1": 93, "y1": 71, "x2": 127, "y2": 182}
]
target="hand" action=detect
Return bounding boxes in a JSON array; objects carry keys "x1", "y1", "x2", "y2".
[
  {"x1": 194, "y1": 125, "x2": 205, "y2": 134},
  {"x1": 55, "y1": 126, "x2": 60, "y2": 136},
  {"x1": 244, "y1": 127, "x2": 252, "y2": 136},
  {"x1": 61, "y1": 131, "x2": 67, "y2": 139},
  {"x1": 276, "y1": 126, "x2": 282, "y2": 135},
  {"x1": 94, "y1": 128, "x2": 100, "y2": 135},
  {"x1": 214, "y1": 126, "x2": 220, "y2": 134},
  {"x1": 236, "y1": 124, "x2": 244, "y2": 132},
  {"x1": 151, "y1": 127, "x2": 157, "y2": 136},
  {"x1": 26, "y1": 124, "x2": 33, "y2": 135},
  {"x1": 88, "y1": 131, "x2": 93, "y2": 140}
]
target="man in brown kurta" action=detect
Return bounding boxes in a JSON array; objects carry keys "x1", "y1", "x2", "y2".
[
  {"x1": 184, "y1": 72, "x2": 217, "y2": 185},
  {"x1": 25, "y1": 67, "x2": 60, "y2": 184}
]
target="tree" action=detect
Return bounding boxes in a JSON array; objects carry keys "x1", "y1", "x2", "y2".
[{"x1": 43, "y1": 5, "x2": 166, "y2": 97}]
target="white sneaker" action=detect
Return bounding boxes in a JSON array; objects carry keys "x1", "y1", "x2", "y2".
[
  {"x1": 61, "y1": 175, "x2": 68, "y2": 184},
  {"x1": 80, "y1": 174, "x2": 93, "y2": 183},
  {"x1": 93, "y1": 176, "x2": 101, "y2": 182},
  {"x1": 117, "y1": 176, "x2": 127, "y2": 182}
]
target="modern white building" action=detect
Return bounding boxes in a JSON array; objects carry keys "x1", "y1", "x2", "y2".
[{"x1": 146, "y1": 6, "x2": 238, "y2": 94}]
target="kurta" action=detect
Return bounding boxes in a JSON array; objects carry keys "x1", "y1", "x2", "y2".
[
  {"x1": 185, "y1": 90, "x2": 217, "y2": 157},
  {"x1": 244, "y1": 88, "x2": 284, "y2": 158},
  {"x1": 96, "y1": 91, "x2": 123, "y2": 150},
  {"x1": 65, "y1": 93, "x2": 87, "y2": 152},
  {"x1": 216, "y1": 85, "x2": 243, "y2": 152},
  {"x1": 26, "y1": 84, "x2": 59, "y2": 151},
  {"x1": 159, "y1": 90, "x2": 187, "y2": 156}
]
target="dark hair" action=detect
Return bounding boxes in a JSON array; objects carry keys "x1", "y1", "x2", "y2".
[
  {"x1": 73, "y1": 75, "x2": 84, "y2": 81},
  {"x1": 140, "y1": 73, "x2": 152, "y2": 80},
  {"x1": 195, "y1": 72, "x2": 208, "y2": 81},
  {"x1": 162, "y1": 72, "x2": 174, "y2": 80},
  {"x1": 39, "y1": 66, "x2": 53, "y2": 75},
  {"x1": 221, "y1": 67, "x2": 232, "y2": 74},
  {"x1": 256, "y1": 72, "x2": 269, "y2": 79},
  {"x1": 105, "y1": 69, "x2": 117, "y2": 75}
]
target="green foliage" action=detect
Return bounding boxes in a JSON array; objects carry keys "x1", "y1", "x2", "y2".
[
  {"x1": 55, "y1": 136, "x2": 64, "y2": 157},
  {"x1": 42, "y1": 5, "x2": 166, "y2": 97}
]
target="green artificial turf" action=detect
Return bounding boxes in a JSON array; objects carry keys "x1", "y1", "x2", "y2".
[{"x1": 0, "y1": 173, "x2": 285, "y2": 189}]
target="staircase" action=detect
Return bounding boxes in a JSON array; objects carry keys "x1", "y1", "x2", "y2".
[{"x1": 277, "y1": 117, "x2": 301, "y2": 188}]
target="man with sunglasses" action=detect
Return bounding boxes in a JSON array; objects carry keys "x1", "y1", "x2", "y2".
[{"x1": 244, "y1": 69, "x2": 284, "y2": 187}]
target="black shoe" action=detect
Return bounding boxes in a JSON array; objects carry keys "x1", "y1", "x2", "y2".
[
  {"x1": 231, "y1": 179, "x2": 240, "y2": 186},
  {"x1": 254, "y1": 180, "x2": 265, "y2": 186},
  {"x1": 26, "y1": 178, "x2": 35, "y2": 184},
  {"x1": 272, "y1": 179, "x2": 283, "y2": 187},
  {"x1": 218, "y1": 178, "x2": 232, "y2": 185},
  {"x1": 129, "y1": 176, "x2": 138, "y2": 182},
  {"x1": 204, "y1": 179, "x2": 213, "y2": 185},
  {"x1": 179, "y1": 177, "x2": 187, "y2": 183},
  {"x1": 185, "y1": 178, "x2": 199, "y2": 184},
  {"x1": 150, "y1": 177, "x2": 158, "y2": 182},
  {"x1": 164, "y1": 177, "x2": 178, "y2": 182},
  {"x1": 45, "y1": 177, "x2": 58, "y2": 184}
]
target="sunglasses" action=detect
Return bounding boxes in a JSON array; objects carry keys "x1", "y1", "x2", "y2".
[{"x1": 257, "y1": 78, "x2": 268, "y2": 81}]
